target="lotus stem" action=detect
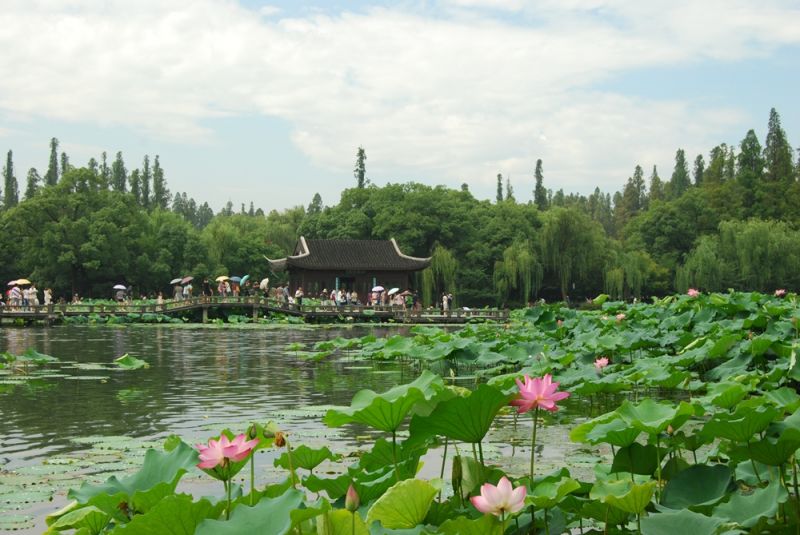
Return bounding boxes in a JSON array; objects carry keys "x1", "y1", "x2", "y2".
[
  {"x1": 501, "y1": 511, "x2": 506, "y2": 534},
  {"x1": 748, "y1": 441, "x2": 763, "y2": 485},
  {"x1": 226, "y1": 478, "x2": 232, "y2": 520},
  {"x1": 286, "y1": 440, "x2": 297, "y2": 488},
  {"x1": 544, "y1": 508, "x2": 550, "y2": 535},
  {"x1": 478, "y1": 440, "x2": 484, "y2": 466},
  {"x1": 439, "y1": 438, "x2": 448, "y2": 501},
  {"x1": 530, "y1": 407, "x2": 540, "y2": 482},
  {"x1": 249, "y1": 454, "x2": 255, "y2": 506},
  {"x1": 655, "y1": 435, "x2": 662, "y2": 499},
  {"x1": 351, "y1": 510, "x2": 356, "y2": 534},
  {"x1": 392, "y1": 431, "x2": 401, "y2": 482}
]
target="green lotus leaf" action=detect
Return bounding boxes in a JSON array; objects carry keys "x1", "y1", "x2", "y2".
[
  {"x1": 108, "y1": 494, "x2": 218, "y2": 534},
  {"x1": 580, "y1": 499, "x2": 630, "y2": 526},
  {"x1": 743, "y1": 428, "x2": 800, "y2": 466},
  {"x1": 437, "y1": 514, "x2": 501, "y2": 535},
  {"x1": 706, "y1": 333, "x2": 741, "y2": 359},
  {"x1": 68, "y1": 440, "x2": 197, "y2": 504},
  {"x1": 660, "y1": 464, "x2": 733, "y2": 509},
  {"x1": 274, "y1": 445, "x2": 340, "y2": 473},
  {"x1": 18, "y1": 348, "x2": 59, "y2": 364},
  {"x1": 46, "y1": 505, "x2": 110, "y2": 534},
  {"x1": 610, "y1": 443, "x2": 659, "y2": 476},
  {"x1": 195, "y1": 489, "x2": 303, "y2": 535},
  {"x1": 528, "y1": 477, "x2": 581, "y2": 509},
  {"x1": 324, "y1": 371, "x2": 443, "y2": 433},
  {"x1": 318, "y1": 509, "x2": 370, "y2": 535},
  {"x1": 590, "y1": 479, "x2": 655, "y2": 515},
  {"x1": 113, "y1": 354, "x2": 149, "y2": 370},
  {"x1": 640, "y1": 509, "x2": 724, "y2": 535},
  {"x1": 712, "y1": 479, "x2": 787, "y2": 528},
  {"x1": 747, "y1": 334, "x2": 777, "y2": 356},
  {"x1": 763, "y1": 387, "x2": 800, "y2": 413},
  {"x1": 699, "y1": 382, "x2": 748, "y2": 409},
  {"x1": 700, "y1": 405, "x2": 779, "y2": 443},
  {"x1": 408, "y1": 384, "x2": 509, "y2": 444},
  {"x1": 365, "y1": 479, "x2": 441, "y2": 529},
  {"x1": 617, "y1": 399, "x2": 697, "y2": 436}
]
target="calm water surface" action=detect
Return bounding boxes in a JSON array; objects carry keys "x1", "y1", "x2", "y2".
[{"x1": 0, "y1": 324, "x2": 599, "y2": 533}]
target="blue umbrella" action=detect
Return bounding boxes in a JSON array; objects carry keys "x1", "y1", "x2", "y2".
[{"x1": 229, "y1": 276, "x2": 242, "y2": 283}]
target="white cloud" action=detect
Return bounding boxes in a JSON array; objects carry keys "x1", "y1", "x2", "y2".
[{"x1": 0, "y1": 0, "x2": 797, "y2": 202}]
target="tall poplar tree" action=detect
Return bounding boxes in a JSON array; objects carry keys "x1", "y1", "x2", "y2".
[
  {"x1": 151, "y1": 155, "x2": 169, "y2": 209},
  {"x1": 505, "y1": 176, "x2": 515, "y2": 202},
  {"x1": 111, "y1": 151, "x2": 127, "y2": 192},
  {"x1": 533, "y1": 159, "x2": 548, "y2": 210},
  {"x1": 693, "y1": 154, "x2": 705, "y2": 186},
  {"x1": 24, "y1": 168, "x2": 41, "y2": 200},
  {"x1": 354, "y1": 146, "x2": 367, "y2": 188},
  {"x1": 99, "y1": 152, "x2": 110, "y2": 189},
  {"x1": 668, "y1": 149, "x2": 690, "y2": 199},
  {"x1": 3, "y1": 150, "x2": 18, "y2": 208},
  {"x1": 44, "y1": 137, "x2": 59, "y2": 186},
  {"x1": 764, "y1": 108, "x2": 794, "y2": 182},
  {"x1": 60, "y1": 152, "x2": 71, "y2": 179},
  {"x1": 140, "y1": 155, "x2": 151, "y2": 208},
  {"x1": 496, "y1": 173, "x2": 503, "y2": 202},
  {"x1": 129, "y1": 169, "x2": 141, "y2": 204},
  {"x1": 649, "y1": 165, "x2": 664, "y2": 202}
]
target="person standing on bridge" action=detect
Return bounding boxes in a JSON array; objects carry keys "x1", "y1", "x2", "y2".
[
  {"x1": 43, "y1": 288, "x2": 52, "y2": 306},
  {"x1": 295, "y1": 286, "x2": 304, "y2": 306}
]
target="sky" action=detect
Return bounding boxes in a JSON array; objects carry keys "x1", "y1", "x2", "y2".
[{"x1": 1, "y1": 0, "x2": 799, "y2": 213}]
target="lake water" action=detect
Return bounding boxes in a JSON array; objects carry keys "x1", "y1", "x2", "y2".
[{"x1": 0, "y1": 324, "x2": 597, "y2": 533}]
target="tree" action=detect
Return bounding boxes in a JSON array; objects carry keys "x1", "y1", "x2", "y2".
[
  {"x1": 354, "y1": 146, "x2": 367, "y2": 188},
  {"x1": 540, "y1": 207, "x2": 604, "y2": 302},
  {"x1": 493, "y1": 240, "x2": 542, "y2": 305},
  {"x1": 60, "y1": 152, "x2": 71, "y2": 179},
  {"x1": 496, "y1": 173, "x2": 503, "y2": 203},
  {"x1": 151, "y1": 155, "x2": 169, "y2": 209},
  {"x1": 111, "y1": 151, "x2": 127, "y2": 192},
  {"x1": 44, "y1": 137, "x2": 59, "y2": 186},
  {"x1": 667, "y1": 149, "x2": 690, "y2": 199},
  {"x1": 737, "y1": 130, "x2": 763, "y2": 215},
  {"x1": 140, "y1": 155, "x2": 151, "y2": 208},
  {"x1": 533, "y1": 159, "x2": 548, "y2": 210},
  {"x1": 693, "y1": 154, "x2": 705, "y2": 186},
  {"x1": 703, "y1": 145, "x2": 727, "y2": 185},
  {"x1": 307, "y1": 193, "x2": 323, "y2": 215},
  {"x1": 649, "y1": 165, "x2": 664, "y2": 203},
  {"x1": 24, "y1": 168, "x2": 40, "y2": 200},
  {"x1": 505, "y1": 176, "x2": 515, "y2": 203},
  {"x1": 764, "y1": 108, "x2": 794, "y2": 183},
  {"x1": 3, "y1": 150, "x2": 18, "y2": 208},
  {"x1": 129, "y1": 169, "x2": 141, "y2": 204},
  {"x1": 100, "y1": 152, "x2": 110, "y2": 188},
  {"x1": 615, "y1": 165, "x2": 647, "y2": 233}
]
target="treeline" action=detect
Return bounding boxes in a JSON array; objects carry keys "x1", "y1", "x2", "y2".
[{"x1": 1, "y1": 108, "x2": 797, "y2": 305}]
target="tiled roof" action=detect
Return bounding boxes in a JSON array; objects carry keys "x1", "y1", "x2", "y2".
[{"x1": 267, "y1": 237, "x2": 431, "y2": 272}]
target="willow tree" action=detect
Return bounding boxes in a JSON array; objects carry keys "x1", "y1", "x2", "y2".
[
  {"x1": 421, "y1": 244, "x2": 458, "y2": 306},
  {"x1": 540, "y1": 207, "x2": 604, "y2": 302},
  {"x1": 493, "y1": 240, "x2": 543, "y2": 305},
  {"x1": 604, "y1": 267, "x2": 624, "y2": 300},
  {"x1": 676, "y1": 235, "x2": 724, "y2": 292}
]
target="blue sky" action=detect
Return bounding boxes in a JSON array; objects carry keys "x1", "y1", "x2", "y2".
[{"x1": 1, "y1": 0, "x2": 798, "y2": 212}]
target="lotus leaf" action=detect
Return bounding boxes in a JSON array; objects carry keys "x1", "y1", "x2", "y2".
[
  {"x1": 700, "y1": 405, "x2": 779, "y2": 443},
  {"x1": 660, "y1": 464, "x2": 733, "y2": 509},
  {"x1": 640, "y1": 509, "x2": 724, "y2": 535},
  {"x1": 108, "y1": 494, "x2": 219, "y2": 534},
  {"x1": 46, "y1": 505, "x2": 110, "y2": 534},
  {"x1": 590, "y1": 479, "x2": 655, "y2": 515},
  {"x1": 617, "y1": 399, "x2": 697, "y2": 436},
  {"x1": 195, "y1": 489, "x2": 303, "y2": 535},
  {"x1": 318, "y1": 509, "x2": 370, "y2": 535},
  {"x1": 365, "y1": 479, "x2": 441, "y2": 529},
  {"x1": 437, "y1": 514, "x2": 501, "y2": 535},
  {"x1": 610, "y1": 443, "x2": 659, "y2": 476},
  {"x1": 527, "y1": 476, "x2": 580, "y2": 509},
  {"x1": 274, "y1": 445, "x2": 340, "y2": 473}
]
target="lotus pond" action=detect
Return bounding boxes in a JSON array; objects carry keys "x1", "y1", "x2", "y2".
[{"x1": 3, "y1": 291, "x2": 800, "y2": 534}]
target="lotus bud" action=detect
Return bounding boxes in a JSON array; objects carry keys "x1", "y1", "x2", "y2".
[
  {"x1": 345, "y1": 484, "x2": 360, "y2": 512},
  {"x1": 274, "y1": 431, "x2": 286, "y2": 448},
  {"x1": 248, "y1": 424, "x2": 258, "y2": 440}
]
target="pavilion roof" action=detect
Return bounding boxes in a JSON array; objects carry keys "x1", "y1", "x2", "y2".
[{"x1": 267, "y1": 237, "x2": 431, "y2": 272}]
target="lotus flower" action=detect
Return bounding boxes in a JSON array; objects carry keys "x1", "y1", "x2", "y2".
[
  {"x1": 615, "y1": 313, "x2": 626, "y2": 322},
  {"x1": 687, "y1": 288, "x2": 700, "y2": 297},
  {"x1": 471, "y1": 476, "x2": 526, "y2": 517},
  {"x1": 197, "y1": 433, "x2": 259, "y2": 470},
  {"x1": 510, "y1": 374, "x2": 570, "y2": 413},
  {"x1": 594, "y1": 357, "x2": 609, "y2": 371},
  {"x1": 776, "y1": 289, "x2": 787, "y2": 297}
]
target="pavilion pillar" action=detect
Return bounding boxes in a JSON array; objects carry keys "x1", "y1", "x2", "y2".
[{"x1": 202, "y1": 306, "x2": 208, "y2": 324}]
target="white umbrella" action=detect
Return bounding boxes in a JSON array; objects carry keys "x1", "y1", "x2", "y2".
[
  {"x1": 372, "y1": 285, "x2": 385, "y2": 292},
  {"x1": 387, "y1": 287, "x2": 400, "y2": 296},
  {"x1": 259, "y1": 277, "x2": 270, "y2": 290},
  {"x1": 169, "y1": 277, "x2": 182, "y2": 285},
  {"x1": 113, "y1": 284, "x2": 127, "y2": 290}
]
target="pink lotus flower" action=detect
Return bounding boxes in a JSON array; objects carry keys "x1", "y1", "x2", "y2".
[
  {"x1": 615, "y1": 313, "x2": 626, "y2": 322},
  {"x1": 776, "y1": 289, "x2": 787, "y2": 297},
  {"x1": 510, "y1": 374, "x2": 570, "y2": 413},
  {"x1": 471, "y1": 476, "x2": 526, "y2": 517},
  {"x1": 594, "y1": 357, "x2": 609, "y2": 371},
  {"x1": 556, "y1": 319, "x2": 563, "y2": 327},
  {"x1": 687, "y1": 288, "x2": 700, "y2": 297},
  {"x1": 197, "y1": 433, "x2": 259, "y2": 469}
]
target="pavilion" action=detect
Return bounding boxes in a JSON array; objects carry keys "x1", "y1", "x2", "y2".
[{"x1": 266, "y1": 237, "x2": 431, "y2": 300}]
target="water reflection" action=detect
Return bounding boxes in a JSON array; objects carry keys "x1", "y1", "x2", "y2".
[{"x1": 0, "y1": 325, "x2": 414, "y2": 470}]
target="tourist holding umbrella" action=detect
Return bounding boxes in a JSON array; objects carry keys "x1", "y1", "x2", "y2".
[{"x1": 113, "y1": 284, "x2": 127, "y2": 302}]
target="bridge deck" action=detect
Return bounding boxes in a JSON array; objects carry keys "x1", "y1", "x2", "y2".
[{"x1": 0, "y1": 296, "x2": 509, "y2": 324}]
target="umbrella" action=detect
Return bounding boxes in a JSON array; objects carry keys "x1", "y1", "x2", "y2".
[
  {"x1": 113, "y1": 284, "x2": 127, "y2": 290},
  {"x1": 181, "y1": 276, "x2": 194, "y2": 285},
  {"x1": 170, "y1": 277, "x2": 183, "y2": 285},
  {"x1": 7, "y1": 280, "x2": 18, "y2": 286},
  {"x1": 372, "y1": 285, "x2": 385, "y2": 292},
  {"x1": 15, "y1": 278, "x2": 31, "y2": 285},
  {"x1": 397, "y1": 290, "x2": 412, "y2": 297},
  {"x1": 229, "y1": 276, "x2": 242, "y2": 283},
  {"x1": 387, "y1": 287, "x2": 400, "y2": 296},
  {"x1": 215, "y1": 275, "x2": 229, "y2": 282},
  {"x1": 259, "y1": 277, "x2": 270, "y2": 290},
  {"x1": 240, "y1": 274, "x2": 250, "y2": 286}
]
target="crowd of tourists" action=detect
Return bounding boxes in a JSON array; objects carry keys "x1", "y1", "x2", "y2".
[{"x1": 1, "y1": 283, "x2": 53, "y2": 308}]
